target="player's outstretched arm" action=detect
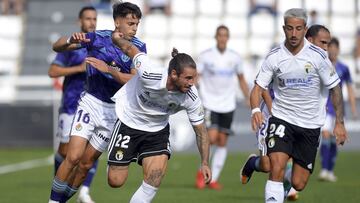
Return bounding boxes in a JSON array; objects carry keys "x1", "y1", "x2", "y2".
[
  {"x1": 53, "y1": 32, "x2": 90, "y2": 52},
  {"x1": 250, "y1": 83, "x2": 265, "y2": 131},
  {"x1": 192, "y1": 123, "x2": 212, "y2": 184},
  {"x1": 330, "y1": 84, "x2": 348, "y2": 145},
  {"x1": 111, "y1": 31, "x2": 140, "y2": 59},
  {"x1": 85, "y1": 57, "x2": 136, "y2": 85},
  {"x1": 48, "y1": 62, "x2": 86, "y2": 78}
]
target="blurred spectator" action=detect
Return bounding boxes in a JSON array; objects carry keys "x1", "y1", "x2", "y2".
[
  {"x1": 144, "y1": 0, "x2": 171, "y2": 16},
  {"x1": 248, "y1": 0, "x2": 277, "y2": 35},
  {"x1": 354, "y1": 29, "x2": 360, "y2": 74},
  {"x1": 248, "y1": 0, "x2": 277, "y2": 17},
  {"x1": 1, "y1": 0, "x2": 24, "y2": 15},
  {"x1": 308, "y1": 10, "x2": 320, "y2": 26}
]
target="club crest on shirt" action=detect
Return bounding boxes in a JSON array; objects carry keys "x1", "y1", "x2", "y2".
[
  {"x1": 121, "y1": 54, "x2": 130, "y2": 62},
  {"x1": 135, "y1": 60, "x2": 141, "y2": 69},
  {"x1": 115, "y1": 150, "x2": 124, "y2": 160},
  {"x1": 75, "y1": 123, "x2": 82, "y2": 131},
  {"x1": 304, "y1": 63, "x2": 313, "y2": 74}
]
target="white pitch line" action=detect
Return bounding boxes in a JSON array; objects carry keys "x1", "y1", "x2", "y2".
[{"x1": 0, "y1": 155, "x2": 53, "y2": 175}]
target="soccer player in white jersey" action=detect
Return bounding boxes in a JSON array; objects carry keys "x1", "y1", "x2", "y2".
[
  {"x1": 101, "y1": 32, "x2": 211, "y2": 203},
  {"x1": 240, "y1": 24, "x2": 332, "y2": 202},
  {"x1": 195, "y1": 25, "x2": 249, "y2": 190},
  {"x1": 250, "y1": 8, "x2": 347, "y2": 203}
]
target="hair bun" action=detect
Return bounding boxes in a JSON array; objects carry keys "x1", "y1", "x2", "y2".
[{"x1": 171, "y1": 47, "x2": 179, "y2": 57}]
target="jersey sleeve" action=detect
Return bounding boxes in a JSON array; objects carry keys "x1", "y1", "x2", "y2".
[
  {"x1": 318, "y1": 58, "x2": 340, "y2": 89},
  {"x1": 184, "y1": 87, "x2": 205, "y2": 126},
  {"x1": 52, "y1": 52, "x2": 69, "y2": 67},
  {"x1": 255, "y1": 58, "x2": 273, "y2": 89},
  {"x1": 133, "y1": 52, "x2": 164, "y2": 88},
  {"x1": 80, "y1": 32, "x2": 95, "y2": 50}
]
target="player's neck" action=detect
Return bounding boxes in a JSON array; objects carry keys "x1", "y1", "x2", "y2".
[
  {"x1": 216, "y1": 46, "x2": 226, "y2": 54},
  {"x1": 284, "y1": 40, "x2": 304, "y2": 56}
]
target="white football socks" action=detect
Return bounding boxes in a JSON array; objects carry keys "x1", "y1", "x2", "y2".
[
  {"x1": 130, "y1": 181, "x2": 158, "y2": 203},
  {"x1": 265, "y1": 180, "x2": 284, "y2": 203},
  {"x1": 211, "y1": 146, "x2": 227, "y2": 182}
]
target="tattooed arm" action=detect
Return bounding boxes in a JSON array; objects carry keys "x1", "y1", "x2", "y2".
[
  {"x1": 111, "y1": 31, "x2": 140, "y2": 60},
  {"x1": 192, "y1": 122, "x2": 212, "y2": 184},
  {"x1": 329, "y1": 84, "x2": 348, "y2": 145}
]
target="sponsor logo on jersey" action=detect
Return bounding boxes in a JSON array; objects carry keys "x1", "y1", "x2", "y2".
[
  {"x1": 96, "y1": 132, "x2": 110, "y2": 142},
  {"x1": 75, "y1": 123, "x2": 82, "y2": 131},
  {"x1": 115, "y1": 150, "x2": 124, "y2": 160},
  {"x1": 121, "y1": 54, "x2": 130, "y2": 62}
]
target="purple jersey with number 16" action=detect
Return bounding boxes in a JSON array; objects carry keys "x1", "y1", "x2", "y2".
[{"x1": 81, "y1": 30, "x2": 147, "y2": 103}]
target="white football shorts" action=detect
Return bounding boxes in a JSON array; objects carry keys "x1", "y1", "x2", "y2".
[
  {"x1": 57, "y1": 113, "x2": 75, "y2": 143},
  {"x1": 70, "y1": 93, "x2": 117, "y2": 152},
  {"x1": 256, "y1": 104, "x2": 271, "y2": 156}
]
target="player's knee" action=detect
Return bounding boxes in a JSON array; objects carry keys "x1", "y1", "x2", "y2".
[
  {"x1": 261, "y1": 160, "x2": 271, "y2": 173},
  {"x1": 79, "y1": 160, "x2": 93, "y2": 172},
  {"x1": 65, "y1": 154, "x2": 81, "y2": 166},
  {"x1": 107, "y1": 167, "x2": 128, "y2": 188},
  {"x1": 291, "y1": 178, "x2": 307, "y2": 191},
  {"x1": 270, "y1": 164, "x2": 285, "y2": 180}
]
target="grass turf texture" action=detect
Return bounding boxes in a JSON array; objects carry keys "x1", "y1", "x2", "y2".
[{"x1": 0, "y1": 149, "x2": 359, "y2": 202}]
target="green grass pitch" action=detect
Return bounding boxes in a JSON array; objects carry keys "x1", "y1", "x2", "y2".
[{"x1": 0, "y1": 149, "x2": 359, "y2": 202}]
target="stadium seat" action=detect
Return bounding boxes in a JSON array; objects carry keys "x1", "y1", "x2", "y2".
[
  {"x1": 172, "y1": 0, "x2": 196, "y2": 17},
  {"x1": 250, "y1": 13, "x2": 276, "y2": 37},
  {"x1": 304, "y1": 0, "x2": 329, "y2": 15},
  {"x1": 196, "y1": 16, "x2": 221, "y2": 37},
  {"x1": 277, "y1": 0, "x2": 302, "y2": 14},
  {"x1": 0, "y1": 16, "x2": 22, "y2": 37},
  {"x1": 168, "y1": 36, "x2": 195, "y2": 56},
  {"x1": 249, "y1": 36, "x2": 274, "y2": 56},
  {"x1": 331, "y1": 0, "x2": 355, "y2": 16},
  {"x1": 195, "y1": 37, "x2": 215, "y2": 56},
  {"x1": 96, "y1": 13, "x2": 115, "y2": 31},
  {"x1": 225, "y1": 0, "x2": 249, "y2": 16},
  {"x1": 330, "y1": 16, "x2": 356, "y2": 37},
  {"x1": 143, "y1": 14, "x2": 169, "y2": 38},
  {"x1": 336, "y1": 36, "x2": 355, "y2": 56},
  {"x1": 227, "y1": 38, "x2": 248, "y2": 57},
  {"x1": 169, "y1": 16, "x2": 195, "y2": 37},
  {"x1": 223, "y1": 16, "x2": 248, "y2": 37},
  {"x1": 142, "y1": 37, "x2": 168, "y2": 58},
  {"x1": 198, "y1": 0, "x2": 223, "y2": 16}
]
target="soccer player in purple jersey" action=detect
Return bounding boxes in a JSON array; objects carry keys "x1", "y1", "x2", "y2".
[
  {"x1": 48, "y1": 6, "x2": 98, "y2": 203},
  {"x1": 48, "y1": 2, "x2": 146, "y2": 203},
  {"x1": 319, "y1": 37, "x2": 358, "y2": 182}
]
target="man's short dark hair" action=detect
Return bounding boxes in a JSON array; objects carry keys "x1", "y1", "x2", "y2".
[
  {"x1": 305, "y1": 24, "x2": 330, "y2": 39},
  {"x1": 79, "y1": 6, "x2": 96, "y2": 19},
  {"x1": 113, "y1": 2, "x2": 142, "y2": 20},
  {"x1": 329, "y1": 37, "x2": 340, "y2": 48}
]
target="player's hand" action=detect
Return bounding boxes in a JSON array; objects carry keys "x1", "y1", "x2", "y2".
[
  {"x1": 112, "y1": 31, "x2": 125, "y2": 43},
  {"x1": 85, "y1": 57, "x2": 109, "y2": 73},
  {"x1": 333, "y1": 122, "x2": 348, "y2": 146},
  {"x1": 69, "y1": 32, "x2": 90, "y2": 44},
  {"x1": 200, "y1": 164, "x2": 212, "y2": 184},
  {"x1": 251, "y1": 112, "x2": 263, "y2": 132}
]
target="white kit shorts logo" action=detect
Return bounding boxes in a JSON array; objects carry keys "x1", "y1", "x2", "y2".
[{"x1": 268, "y1": 137, "x2": 275, "y2": 148}]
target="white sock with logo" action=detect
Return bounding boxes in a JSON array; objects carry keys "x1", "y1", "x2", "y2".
[
  {"x1": 211, "y1": 146, "x2": 227, "y2": 182},
  {"x1": 130, "y1": 180, "x2": 158, "y2": 203},
  {"x1": 265, "y1": 180, "x2": 284, "y2": 203}
]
